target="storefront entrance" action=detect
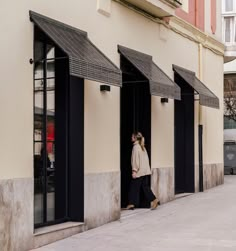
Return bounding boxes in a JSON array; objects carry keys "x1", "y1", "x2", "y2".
[
  {"x1": 174, "y1": 73, "x2": 195, "y2": 194},
  {"x1": 33, "y1": 26, "x2": 84, "y2": 227},
  {"x1": 120, "y1": 55, "x2": 151, "y2": 208}
]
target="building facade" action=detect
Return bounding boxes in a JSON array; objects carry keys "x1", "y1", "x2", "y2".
[
  {"x1": 222, "y1": 0, "x2": 236, "y2": 172},
  {"x1": 0, "y1": 0, "x2": 224, "y2": 250},
  {"x1": 222, "y1": 0, "x2": 236, "y2": 124}
]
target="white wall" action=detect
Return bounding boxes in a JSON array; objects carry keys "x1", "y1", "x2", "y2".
[
  {"x1": 224, "y1": 59, "x2": 236, "y2": 73},
  {"x1": 181, "y1": 0, "x2": 189, "y2": 13}
]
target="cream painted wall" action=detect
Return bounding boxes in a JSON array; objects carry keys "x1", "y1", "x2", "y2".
[
  {"x1": 202, "y1": 48, "x2": 224, "y2": 164},
  {"x1": 0, "y1": 0, "x2": 223, "y2": 179},
  {"x1": 84, "y1": 80, "x2": 120, "y2": 174},
  {"x1": 151, "y1": 97, "x2": 174, "y2": 168},
  {"x1": 0, "y1": 4, "x2": 34, "y2": 179}
]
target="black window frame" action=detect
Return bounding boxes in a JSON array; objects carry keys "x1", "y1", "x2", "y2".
[
  {"x1": 33, "y1": 27, "x2": 69, "y2": 228},
  {"x1": 33, "y1": 25, "x2": 85, "y2": 229}
]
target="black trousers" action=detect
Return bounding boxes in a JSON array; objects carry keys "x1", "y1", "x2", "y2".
[{"x1": 128, "y1": 175, "x2": 156, "y2": 207}]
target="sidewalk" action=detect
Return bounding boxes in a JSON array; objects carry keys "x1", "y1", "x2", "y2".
[{"x1": 34, "y1": 176, "x2": 236, "y2": 251}]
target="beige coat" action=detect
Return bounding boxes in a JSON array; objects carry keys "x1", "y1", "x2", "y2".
[{"x1": 131, "y1": 141, "x2": 151, "y2": 178}]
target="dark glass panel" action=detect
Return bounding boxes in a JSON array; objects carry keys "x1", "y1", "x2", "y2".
[
  {"x1": 34, "y1": 90, "x2": 44, "y2": 142},
  {"x1": 47, "y1": 140, "x2": 55, "y2": 222},
  {"x1": 34, "y1": 141, "x2": 44, "y2": 225},
  {"x1": 34, "y1": 62, "x2": 44, "y2": 80},
  {"x1": 47, "y1": 47, "x2": 55, "y2": 78},
  {"x1": 46, "y1": 77, "x2": 55, "y2": 222}
]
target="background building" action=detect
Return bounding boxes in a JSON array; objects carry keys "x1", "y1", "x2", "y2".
[
  {"x1": 222, "y1": 0, "x2": 236, "y2": 62},
  {"x1": 222, "y1": 0, "x2": 236, "y2": 173}
]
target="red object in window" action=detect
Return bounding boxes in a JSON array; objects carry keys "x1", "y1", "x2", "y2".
[{"x1": 47, "y1": 122, "x2": 54, "y2": 153}]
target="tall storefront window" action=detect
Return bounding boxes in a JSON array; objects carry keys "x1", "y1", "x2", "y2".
[{"x1": 34, "y1": 27, "x2": 68, "y2": 227}]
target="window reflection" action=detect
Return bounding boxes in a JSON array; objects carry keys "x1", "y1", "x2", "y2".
[{"x1": 34, "y1": 40, "x2": 56, "y2": 225}]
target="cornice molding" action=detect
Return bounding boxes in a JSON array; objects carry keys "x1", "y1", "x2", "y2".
[
  {"x1": 113, "y1": 0, "x2": 224, "y2": 56},
  {"x1": 171, "y1": 16, "x2": 224, "y2": 56}
]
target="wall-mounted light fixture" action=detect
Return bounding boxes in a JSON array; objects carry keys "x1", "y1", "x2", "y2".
[
  {"x1": 100, "y1": 85, "x2": 111, "y2": 92},
  {"x1": 161, "y1": 98, "x2": 168, "y2": 103}
]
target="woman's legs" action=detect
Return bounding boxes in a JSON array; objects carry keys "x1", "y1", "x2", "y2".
[
  {"x1": 128, "y1": 177, "x2": 142, "y2": 207},
  {"x1": 128, "y1": 176, "x2": 159, "y2": 209},
  {"x1": 141, "y1": 175, "x2": 156, "y2": 202}
]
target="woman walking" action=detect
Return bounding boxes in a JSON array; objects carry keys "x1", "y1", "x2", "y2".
[{"x1": 127, "y1": 132, "x2": 159, "y2": 210}]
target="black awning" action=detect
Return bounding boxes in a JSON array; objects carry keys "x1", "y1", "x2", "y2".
[
  {"x1": 173, "y1": 65, "x2": 219, "y2": 109},
  {"x1": 30, "y1": 11, "x2": 122, "y2": 87},
  {"x1": 118, "y1": 45, "x2": 180, "y2": 100}
]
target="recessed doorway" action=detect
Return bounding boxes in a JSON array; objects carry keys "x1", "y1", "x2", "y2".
[
  {"x1": 174, "y1": 73, "x2": 195, "y2": 194},
  {"x1": 120, "y1": 55, "x2": 151, "y2": 208}
]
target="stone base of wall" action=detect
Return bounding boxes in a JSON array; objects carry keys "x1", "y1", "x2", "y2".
[
  {"x1": 151, "y1": 167, "x2": 174, "y2": 204},
  {"x1": 0, "y1": 172, "x2": 121, "y2": 250},
  {"x1": 203, "y1": 163, "x2": 224, "y2": 190},
  {"x1": 0, "y1": 178, "x2": 33, "y2": 251},
  {"x1": 33, "y1": 171, "x2": 120, "y2": 248},
  {"x1": 33, "y1": 222, "x2": 86, "y2": 249},
  {"x1": 84, "y1": 171, "x2": 120, "y2": 229}
]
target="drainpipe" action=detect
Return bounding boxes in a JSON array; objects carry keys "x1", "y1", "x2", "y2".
[{"x1": 198, "y1": 43, "x2": 204, "y2": 192}]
